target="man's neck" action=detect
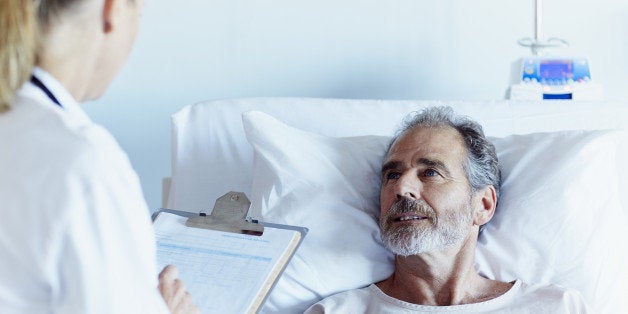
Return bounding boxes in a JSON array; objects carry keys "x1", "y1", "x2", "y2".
[{"x1": 376, "y1": 235, "x2": 512, "y2": 306}]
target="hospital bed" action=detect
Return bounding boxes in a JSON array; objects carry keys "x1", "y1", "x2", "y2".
[{"x1": 163, "y1": 97, "x2": 628, "y2": 313}]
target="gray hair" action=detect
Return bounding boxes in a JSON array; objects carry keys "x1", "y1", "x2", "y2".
[{"x1": 387, "y1": 106, "x2": 501, "y2": 229}]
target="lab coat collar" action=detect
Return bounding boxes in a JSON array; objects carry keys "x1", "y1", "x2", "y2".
[{"x1": 30, "y1": 67, "x2": 91, "y2": 124}]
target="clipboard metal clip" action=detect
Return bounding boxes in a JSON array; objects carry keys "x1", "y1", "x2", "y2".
[{"x1": 186, "y1": 191, "x2": 264, "y2": 236}]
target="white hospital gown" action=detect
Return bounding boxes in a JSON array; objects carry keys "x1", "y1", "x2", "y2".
[{"x1": 305, "y1": 280, "x2": 589, "y2": 313}]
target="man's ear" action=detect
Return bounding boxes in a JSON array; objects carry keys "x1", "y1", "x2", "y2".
[
  {"x1": 473, "y1": 185, "x2": 497, "y2": 226},
  {"x1": 103, "y1": 0, "x2": 115, "y2": 33}
]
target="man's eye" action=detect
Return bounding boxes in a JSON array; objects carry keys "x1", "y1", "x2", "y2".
[
  {"x1": 385, "y1": 172, "x2": 401, "y2": 180},
  {"x1": 423, "y1": 169, "x2": 439, "y2": 177}
]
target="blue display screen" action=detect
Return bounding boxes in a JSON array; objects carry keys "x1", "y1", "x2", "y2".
[{"x1": 539, "y1": 60, "x2": 573, "y2": 79}]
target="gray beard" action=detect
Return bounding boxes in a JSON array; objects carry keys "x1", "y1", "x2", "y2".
[{"x1": 379, "y1": 198, "x2": 472, "y2": 256}]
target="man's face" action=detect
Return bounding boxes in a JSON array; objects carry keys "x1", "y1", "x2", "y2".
[{"x1": 379, "y1": 126, "x2": 475, "y2": 256}]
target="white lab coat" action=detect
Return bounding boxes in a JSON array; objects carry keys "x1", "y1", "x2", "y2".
[{"x1": 0, "y1": 68, "x2": 169, "y2": 313}]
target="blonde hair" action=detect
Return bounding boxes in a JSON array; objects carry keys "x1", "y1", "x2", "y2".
[{"x1": 0, "y1": 0, "x2": 38, "y2": 113}]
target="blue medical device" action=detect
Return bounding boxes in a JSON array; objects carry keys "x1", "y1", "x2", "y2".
[
  {"x1": 509, "y1": 0, "x2": 603, "y2": 101},
  {"x1": 522, "y1": 57, "x2": 589, "y2": 85},
  {"x1": 510, "y1": 57, "x2": 603, "y2": 100}
]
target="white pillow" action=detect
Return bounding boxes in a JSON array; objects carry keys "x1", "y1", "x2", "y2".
[
  {"x1": 242, "y1": 111, "x2": 628, "y2": 314},
  {"x1": 476, "y1": 131, "x2": 628, "y2": 314}
]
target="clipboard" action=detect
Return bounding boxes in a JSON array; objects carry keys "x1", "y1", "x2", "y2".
[{"x1": 152, "y1": 192, "x2": 307, "y2": 314}]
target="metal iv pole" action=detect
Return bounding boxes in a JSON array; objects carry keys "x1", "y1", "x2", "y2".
[{"x1": 518, "y1": 0, "x2": 568, "y2": 55}]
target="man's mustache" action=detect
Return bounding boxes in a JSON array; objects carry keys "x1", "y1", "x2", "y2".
[{"x1": 382, "y1": 197, "x2": 436, "y2": 224}]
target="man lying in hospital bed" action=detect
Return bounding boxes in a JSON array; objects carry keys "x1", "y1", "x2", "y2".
[
  {"x1": 166, "y1": 98, "x2": 628, "y2": 313},
  {"x1": 305, "y1": 106, "x2": 588, "y2": 313}
]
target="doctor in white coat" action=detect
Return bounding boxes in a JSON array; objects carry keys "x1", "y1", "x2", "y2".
[{"x1": 0, "y1": 0, "x2": 198, "y2": 313}]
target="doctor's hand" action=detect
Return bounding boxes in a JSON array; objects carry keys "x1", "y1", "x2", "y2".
[{"x1": 158, "y1": 265, "x2": 200, "y2": 314}]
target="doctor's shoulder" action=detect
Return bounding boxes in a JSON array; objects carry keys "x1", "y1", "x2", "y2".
[{"x1": 2, "y1": 94, "x2": 139, "y2": 206}]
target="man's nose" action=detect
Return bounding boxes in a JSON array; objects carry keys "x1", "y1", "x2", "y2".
[{"x1": 394, "y1": 172, "x2": 420, "y2": 200}]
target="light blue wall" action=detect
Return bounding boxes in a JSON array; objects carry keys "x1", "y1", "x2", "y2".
[{"x1": 84, "y1": 0, "x2": 628, "y2": 211}]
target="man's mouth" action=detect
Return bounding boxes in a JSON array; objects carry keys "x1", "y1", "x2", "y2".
[{"x1": 393, "y1": 213, "x2": 428, "y2": 222}]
